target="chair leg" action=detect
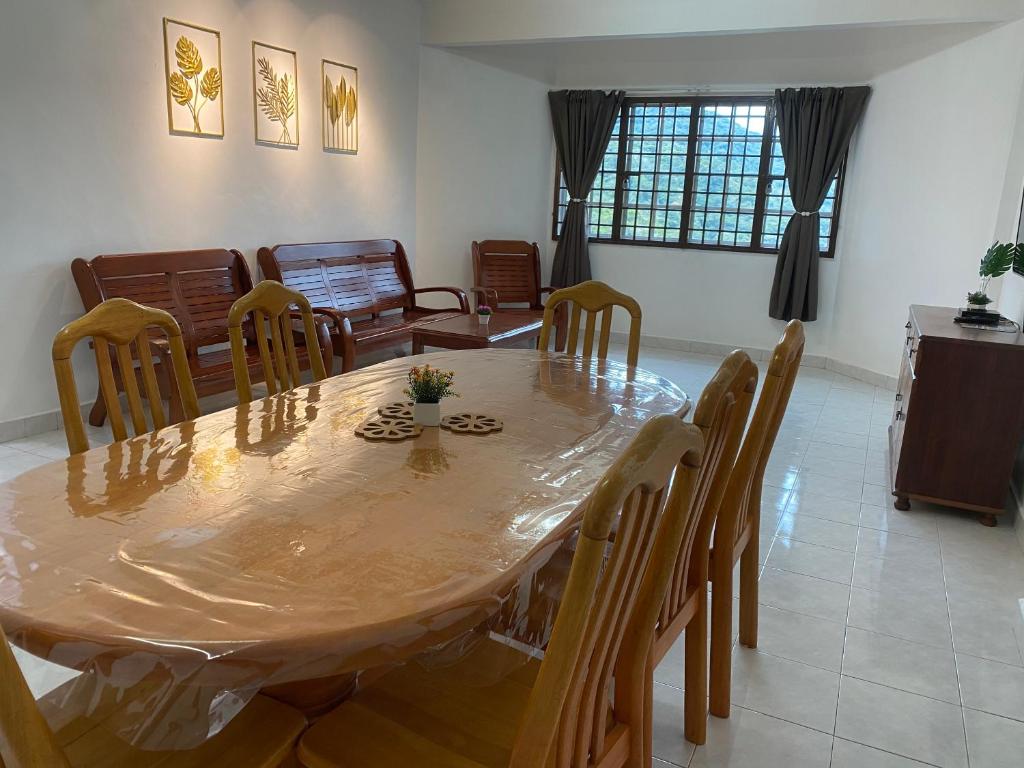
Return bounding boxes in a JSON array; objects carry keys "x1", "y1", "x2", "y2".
[
  {"x1": 88, "y1": 384, "x2": 107, "y2": 427},
  {"x1": 738, "y1": 537, "x2": 759, "y2": 648},
  {"x1": 683, "y1": 588, "x2": 707, "y2": 745},
  {"x1": 709, "y1": 559, "x2": 733, "y2": 718}
]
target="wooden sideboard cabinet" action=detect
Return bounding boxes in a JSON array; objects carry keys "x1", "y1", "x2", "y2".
[{"x1": 890, "y1": 305, "x2": 1024, "y2": 526}]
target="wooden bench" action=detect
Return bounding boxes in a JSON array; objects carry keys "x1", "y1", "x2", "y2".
[
  {"x1": 72, "y1": 249, "x2": 332, "y2": 426},
  {"x1": 258, "y1": 240, "x2": 469, "y2": 372}
]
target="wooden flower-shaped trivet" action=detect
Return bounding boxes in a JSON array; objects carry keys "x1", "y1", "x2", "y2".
[
  {"x1": 378, "y1": 401, "x2": 414, "y2": 420},
  {"x1": 355, "y1": 416, "x2": 422, "y2": 441},
  {"x1": 440, "y1": 413, "x2": 503, "y2": 435}
]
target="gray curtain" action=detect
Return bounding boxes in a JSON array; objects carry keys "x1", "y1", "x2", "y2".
[
  {"x1": 769, "y1": 86, "x2": 870, "y2": 321},
  {"x1": 549, "y1": 89, "x2": 625, "y2": 288}
]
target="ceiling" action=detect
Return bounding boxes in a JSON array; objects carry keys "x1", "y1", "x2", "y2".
[{"x1": 437, "y1": 22, "x2": 1003, "y2": 86}]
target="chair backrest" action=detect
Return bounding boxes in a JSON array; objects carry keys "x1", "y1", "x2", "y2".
[
  {"x1": 508, "y1": 414, "x2": 704, "y2": 768},
  {"x1": 539, "y1": 280, "x2": 643, "y2": 368},
  {"x1": 71, "y1": 249, "x2": 254, "y2": 362},
  {"x1": 471, "y1": 240, "x2": 544, "y2": 309},
  {"x1": 0, "y1": 626, "x2": 71, "y2": 767},
  {"x1": 52, "y1": 298, "x2": 200, "y2": 455},
  {"x1": 715, "y1": 320, "x2": 805, "y2": 552},
  {"x1": 258, "y1": 240, "x2": 415, "y2": 318},
  {"x1": 661, "y1": 350, "x2": 758, "y2": 635},
  {"x1": 228, "y1": 281, "x2": 329, "y2": 404}
]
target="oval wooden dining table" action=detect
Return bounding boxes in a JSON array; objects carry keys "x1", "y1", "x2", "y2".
[{"x1": 0, "y1": 349, "x2": 688, "y2": 749}]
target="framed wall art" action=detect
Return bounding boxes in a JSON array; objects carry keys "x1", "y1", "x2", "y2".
[
  {"x1": 253, "y1": 41, "x2": 299, "y2": 148},
  {"x1": 163, "y1": 18, "x2": 224, "y2": 137},
  {"x1": 322, "y1": 59, "x2": 358, "y2": 154}
]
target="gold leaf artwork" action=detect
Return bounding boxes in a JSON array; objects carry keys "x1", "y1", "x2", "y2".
[
  {"x1": 166, "y1": 33, "x2": 221, "y2": 133},
  {"x1": 256, "y1": 56, "x2": 297, "y2": 144},
  {"x1": 322, "y1": 62, "x2": 358, "y2": 153}
]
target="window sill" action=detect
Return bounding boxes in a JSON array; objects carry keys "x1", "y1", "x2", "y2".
[{"x1": 550, "y1": 236, "x2": 834, "y2": 259}]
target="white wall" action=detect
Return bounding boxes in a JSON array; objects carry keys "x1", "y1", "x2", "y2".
[
  {"x1": 588, "y1": 245, "x2": 838, "y2": 358},
  {"x1": 414, "y1": 46, "x2": 553, "y2": 302},
  {"x1": 991, "y1": 68, "x2": 1024, "y2": 324},
  {"x1": 0, "y1": 0, "x2": 421, "y2": 424},
  {"x1": 830, "y1": 19, "x2": 1024, "y2": 377}
]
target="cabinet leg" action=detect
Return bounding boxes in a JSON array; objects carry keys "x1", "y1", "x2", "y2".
[
  {"x1": 894, "y1": 495, "x2": 911, "y2": 511},
  {"x1": 978, "y1": 513, "x2": 998, "y2": 528}
]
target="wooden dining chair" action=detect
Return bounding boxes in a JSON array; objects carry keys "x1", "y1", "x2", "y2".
[
  {"x1": 52, "y1": 297, "x2": 201, "y2": 455},
  {"x1": 295, "y1": 414, "x2": 705, "y2": 768},
  {"x1": 652, "y1": 349, "x2": 758, "y2": 745},
  {"x1": 228, "y1": 280, "x2": 330, "y2": 404},
  {"x1": 539, "y1": 280, "x2": 643, "y2": 368},
  {"x1": 0, "y1": 625, "x2": 306, "y2": 767},
  {"x1": 709, "y1": 320, "x2": 805, "y2": 718}
]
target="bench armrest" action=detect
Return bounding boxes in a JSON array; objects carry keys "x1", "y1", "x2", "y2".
[
  {"x1": 306, "y1": 307, "x2": 356, "y2": 373},
  {"x1": 412, "y1": 287, "x2": 470, "y2": 314},
  {"x1": 471, "y1": 286, "x2": 500, "y2": 310}
]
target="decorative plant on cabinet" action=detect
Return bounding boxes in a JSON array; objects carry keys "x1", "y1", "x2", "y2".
[{"x1": 967, "y1": 242, "x2": 1024, "y2": 308}]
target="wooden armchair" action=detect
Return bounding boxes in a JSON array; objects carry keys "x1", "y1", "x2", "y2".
[
  {"x1": 472, "y1": 240, "x2": 566, "y2": 350},
  {"x1": 295, "y1": 415, "x2": 705, "y2": 768},
  {"x1": 0, "y1": 623, "x2": 305, "y2": 767},
  {"x1": 228, "y1": 281, "x2": 331, "y2": 404},
  {"x1": 709, "y1": 320, "x2": 805, "y2": 718},
  {"x1": 52, "y1": 298, "x2": 200, "y2": 455}
]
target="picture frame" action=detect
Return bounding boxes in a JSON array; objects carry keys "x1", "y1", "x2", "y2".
[
  {"x1": 252, "y1": 41, "x2": 299, "y2": 148},
  {"x1": 163, "y1": 18, "x2": 224, "y2": 138},
  {"x1": 322, "y1": 59, "x2": 358, "y2": 154}
]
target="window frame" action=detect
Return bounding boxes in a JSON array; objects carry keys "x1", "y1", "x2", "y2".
[{"x1": 550, "y1": 94, "x2": 846, "y2": 259}]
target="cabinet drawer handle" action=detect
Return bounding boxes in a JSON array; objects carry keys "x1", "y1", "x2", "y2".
[
  {"x1": 895, "y1": 409, "x2": 903, "y2": 421},
  {"x1": 895, "y1": 393, "x2": 902, "y2": 401}
]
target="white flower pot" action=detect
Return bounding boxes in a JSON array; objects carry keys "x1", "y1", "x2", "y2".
[
  {"x1": 478, "y1": 314, "x2": 491, "y2": 326},
  {"x1": 413, "y1": 402, "x2": 441, "y2": 427}
]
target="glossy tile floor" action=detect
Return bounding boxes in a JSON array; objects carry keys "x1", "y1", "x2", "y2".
[{"x1": 3, "y1": 346, "x2": 1024, "y2": 767}]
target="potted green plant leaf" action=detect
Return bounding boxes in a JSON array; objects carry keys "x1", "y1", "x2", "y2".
[
  {"x1": 404, "y1": 364, "x2": 459, "y2": 426},
  {"x1": 968, "y1": 242, "x2": 1022, "y2": 309}
]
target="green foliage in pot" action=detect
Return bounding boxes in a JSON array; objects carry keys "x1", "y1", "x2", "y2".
[{"x1": 966, "y1": 291, "x2": 993, "y2": 306}]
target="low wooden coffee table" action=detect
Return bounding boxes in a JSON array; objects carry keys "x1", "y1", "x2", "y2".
[{"x1": 412, "y1": 313, "x2": 543, "y2": 353}]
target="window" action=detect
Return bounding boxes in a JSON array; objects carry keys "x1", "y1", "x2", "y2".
[{"x1": 552, "y1": 95, "x2": 845, "y2": 256}]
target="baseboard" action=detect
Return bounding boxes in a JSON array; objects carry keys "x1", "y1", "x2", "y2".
[
  {"x1": 0, "y1": 401, "x2": 94, "y2": 444},
  {"x1": 613, "y1": 332, "x2": 898, "y2": 390}
]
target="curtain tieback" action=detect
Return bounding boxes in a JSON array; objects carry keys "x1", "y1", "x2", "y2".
[
  {"x1": 568, "y1": 197, "x2": 587, "y2": 204},
  {"x1": 795, "y1": 210, "x2": 818, "y2": 217}
]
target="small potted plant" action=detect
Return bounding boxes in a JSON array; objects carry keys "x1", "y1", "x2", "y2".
[
  {"x1": 404, "y1": 364, "x2": 458, "y2": 426},
  {"x1": 477, "y1": 304, "x2": 493, "y2": 326},
  {"x1": 967, "y1": 241, "x2": 1022, "y2": 310}
]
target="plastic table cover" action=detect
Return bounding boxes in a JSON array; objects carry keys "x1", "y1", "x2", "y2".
[{"x1": 0, "y1": 349, "x2": 687, "y2": 750}]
